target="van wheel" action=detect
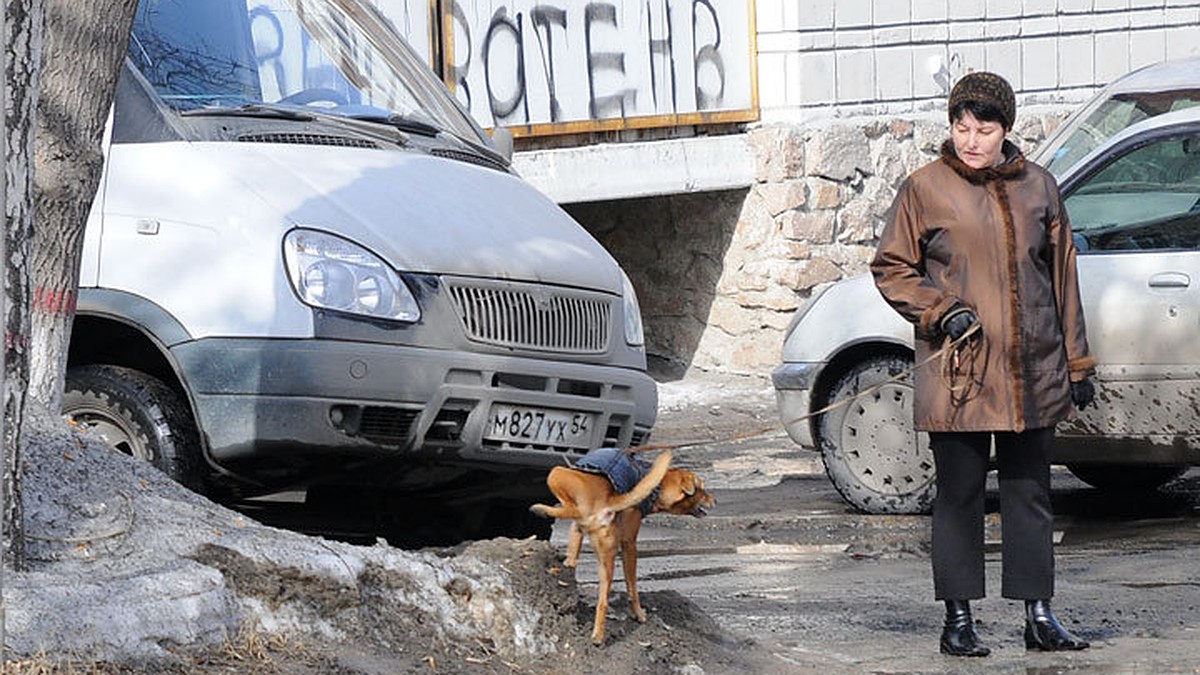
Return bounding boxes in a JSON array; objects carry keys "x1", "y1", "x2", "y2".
[
  {"x1": 817, "y1": 354, "x2": 935, "y2": 515},
  {"x1": 1066, "y1": 464, "x2": 1186, "y2": 492},
  {"x1": 63, "y1": 365, "x2": 203, "y2": 491}
]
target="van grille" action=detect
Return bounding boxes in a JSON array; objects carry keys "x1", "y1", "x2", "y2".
[
  {"x1": 445, "y1": 280, "x2": 611, "y2": 354},
  {"x1": 238, "y1": 132, "x2": 379, "y2": 148}
]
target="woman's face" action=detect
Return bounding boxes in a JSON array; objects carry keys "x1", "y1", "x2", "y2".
[{"x1": 951, "y1": 110, "x2": 1005, "y2": 169}]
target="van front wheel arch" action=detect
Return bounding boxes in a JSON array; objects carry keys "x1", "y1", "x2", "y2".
[{"x1": 63, "y1": 364, "x2": 204, "y2": 491}]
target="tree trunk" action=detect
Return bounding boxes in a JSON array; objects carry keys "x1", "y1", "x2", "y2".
[
  {"x1": 5, "y1": 0, "x2": 44, "y2": 570},
  {"x1": 30, "y1": 0, "x2": 138, "y2": 408},
  {"x1": 3, "y1": 0, "x2": 138, "y2": 569}
]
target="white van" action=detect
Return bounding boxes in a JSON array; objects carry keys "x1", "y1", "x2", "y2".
[{"x1": 63, "y1": 0, "x2": 657, "y2": 539}]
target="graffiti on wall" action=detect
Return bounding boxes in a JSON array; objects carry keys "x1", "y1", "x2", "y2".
[{"x1": 442, "y1": 0, "x2": 757, "y2": 133}]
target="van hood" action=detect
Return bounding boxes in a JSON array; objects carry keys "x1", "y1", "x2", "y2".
[{"x1": 218, "y1": 142, "x2": 623, "y2": 293}]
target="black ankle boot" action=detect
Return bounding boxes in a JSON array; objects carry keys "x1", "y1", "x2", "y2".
[
  {"x1": 940, "y1": 600, "x2": 990, "y2": 657},
  {"x1": 1025, "y1": 599, "x2": 1089, "y2": 651}
]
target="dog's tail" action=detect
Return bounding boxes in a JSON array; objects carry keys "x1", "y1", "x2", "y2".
[{"x1": 605, "y1": 450, "x2": 672, "y2": 514}]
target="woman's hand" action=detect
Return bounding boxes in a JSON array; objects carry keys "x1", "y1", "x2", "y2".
[
  {"x1": 1070, "y1": 378, "x2": 1095, "y2": 409},
  {"x1": 940, "y1": 305, "x2": 979, "y2": 341}
]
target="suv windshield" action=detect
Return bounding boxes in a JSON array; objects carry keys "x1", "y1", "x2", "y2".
[
  {"x1": 1043, "y1": 89, "x2": 1200, "y2": 176},
  {"x1": 128, "y1": 0, "x2": 487, "y2": 144}
]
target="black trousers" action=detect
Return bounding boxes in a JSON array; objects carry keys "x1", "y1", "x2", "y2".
[{"x1": 930, "y1": 427, "x2": 1055, "y2": 601}]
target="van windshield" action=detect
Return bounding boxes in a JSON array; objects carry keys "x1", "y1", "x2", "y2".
[{"x1": 128, "y1": 0, "x2": 487, "y2": 144}]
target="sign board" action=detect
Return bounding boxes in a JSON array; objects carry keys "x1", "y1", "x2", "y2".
[{"x1": 436, "y1": 0, "x2": 759, "y2": 136}]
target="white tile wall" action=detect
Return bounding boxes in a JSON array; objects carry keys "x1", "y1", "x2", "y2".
[
  {"x1": 1022, "y1": 37, "x2": 1060, "y2": 89},
  {"x1": 1024, "y1": 0, "x2": 1060, "y2": 14},
  {"x1": 875, "y1": 46, "x2": 914, "y2": 99},
  {"x1": 835, "y1": 0, "x2": 873, "y2": 27},
  {"x1": 796, "y1": 0, "x2": 836, "y2": 30},
  {"x1": 949, "y1": 0, "x2": 988, "y2": 20},
  {"x1": 836, "y1": 49, "x2": 876, "y2": 101},
  {"x1": 798, "y1": 52, "x2": 837, "y2": 105},
  {"x1": 1129, "y1": 29, "x2": 1166, "y2": 67},
  {"x1": 1094, "y1": 31, "x2": 1132, "y2": 82},
  {"x1": 873, "y1": 0, "x2": 910, "y2": 25},
  {"x1": 911, "y1": 0, "x2": 948, "y2": 23},
  {"x1": 1058, "y1": 34, "x2": 1095, "y2": 86},
  {"x1": 1165, "y1": 26, "x2": 1200, "y2": 59},
  {"x1": 986, "y1": 0, "x2": 1025, "y2": 18},
  {"x1": 754, "y1": 0, "x2": 1200, "y2": 120}
]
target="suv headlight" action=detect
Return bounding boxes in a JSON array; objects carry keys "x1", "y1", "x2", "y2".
[
  {"x1": 621, "y1": 270, "x2": 645, "y2": 346},
  {"x1": 283, "y1": 228, "x2": 420, "y2": 322}
]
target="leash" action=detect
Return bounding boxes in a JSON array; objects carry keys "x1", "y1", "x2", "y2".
[{"x1": 633, "y1": 322, "x2": 983, "y2": 454}]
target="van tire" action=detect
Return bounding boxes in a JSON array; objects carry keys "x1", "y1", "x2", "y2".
[
  {"x1": 63, "y1": 365, "x2": 203, "y2": 491},
  {"x1": 817, "y1": 354, "x2": 936, "y2": 515}
]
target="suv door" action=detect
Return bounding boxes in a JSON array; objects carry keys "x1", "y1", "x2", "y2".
[{"x1": 1062, "y1": 125, "x2": 1200, "y2": 444}]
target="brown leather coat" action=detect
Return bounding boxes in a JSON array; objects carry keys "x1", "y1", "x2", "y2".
[{"x1": 871, "y1": 140, "x2": 1096, "y2": 433}]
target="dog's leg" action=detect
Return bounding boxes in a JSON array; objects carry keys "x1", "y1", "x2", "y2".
[
  {"x1": 590, "y1": 529, "x2": 618, "y2": 645},
  {"x1": 564, "y1": 522, "x2": 584, "y2": 568},
  {"x1": 619, "y1": 513, "x2": 647, "y2": 623}
]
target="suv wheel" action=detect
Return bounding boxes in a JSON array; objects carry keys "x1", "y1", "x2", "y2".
[
  {"x1": 817, "y1": 354, "x2": 935, "y2": 515},
  {"x1": 63, "y1": 364, "x2": 203, "y2": 490}
]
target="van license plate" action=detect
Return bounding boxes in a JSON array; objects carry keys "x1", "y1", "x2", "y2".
[{"x1": 486, "y1": 405, "x2": 594, "y2": 447}]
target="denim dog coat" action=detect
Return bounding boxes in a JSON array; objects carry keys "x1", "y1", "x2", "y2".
[{"x1": 572, "y1": 447, "x2": 660, "y2": 516}]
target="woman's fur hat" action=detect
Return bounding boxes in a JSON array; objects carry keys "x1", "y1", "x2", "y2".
[{"x1": 948, "y1": 71, "x2": 1016, "y2": 130}]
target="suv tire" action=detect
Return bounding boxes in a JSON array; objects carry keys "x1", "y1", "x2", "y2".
[{"x1": 818, "y1": 354, "x2": 935, "y2": 515}]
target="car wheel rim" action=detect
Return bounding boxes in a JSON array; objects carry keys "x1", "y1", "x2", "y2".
[
  {"x1": 839, "y1": 382, "x2": 934, "y2": 496},
  {"x1": 68, "y1": 408, "x2": 149, "y2": 461}
]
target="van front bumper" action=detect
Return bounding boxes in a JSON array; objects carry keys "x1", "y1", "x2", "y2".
[{"x1": 171, "y1": 337, "x2": 657, "y2": 487}]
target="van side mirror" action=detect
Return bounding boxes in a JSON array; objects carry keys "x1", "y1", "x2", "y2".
[{"x1": 489, "y1": 126, "x2": 514, "y2": 163}]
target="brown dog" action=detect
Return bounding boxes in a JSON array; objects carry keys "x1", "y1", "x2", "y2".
[{"x1": 530, "y1": 449, "x2": 715, "y2": 644}]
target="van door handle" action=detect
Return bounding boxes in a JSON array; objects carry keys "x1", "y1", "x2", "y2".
[{"x1": 1148, "y1": 272, "x2": 1190, "y2": 288}]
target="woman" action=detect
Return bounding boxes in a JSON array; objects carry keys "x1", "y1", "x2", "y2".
[{"x1": 871, "y1": 71, "x2": 1096, "y2": 656}]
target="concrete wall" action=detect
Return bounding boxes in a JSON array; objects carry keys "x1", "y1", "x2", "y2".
[{"x1": 755, "y1": 0, "x2": 1200, "y2": 123}]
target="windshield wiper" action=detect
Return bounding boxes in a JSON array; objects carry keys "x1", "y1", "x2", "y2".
[
  {"x1": 182, "y1": 104, "x2": 316, "y2": 121},
  {"x1": 347, "y1": 113, "x2": 441, "y2": 137}
]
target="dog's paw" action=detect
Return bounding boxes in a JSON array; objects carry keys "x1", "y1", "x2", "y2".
[
  {"x1": 563, "y1": 556, "x2": 578, "y2": 568},
  {"x1": 632, "y1": 606, "x2": 647, "y2": 623}
]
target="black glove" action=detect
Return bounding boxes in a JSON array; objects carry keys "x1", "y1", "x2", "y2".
[
  {"x1": 1070, "y1": 378, "x2": 1095, "y2": 410},
  {"x1": 940, "y1": 306, "x2": 979, "y2": 341}
]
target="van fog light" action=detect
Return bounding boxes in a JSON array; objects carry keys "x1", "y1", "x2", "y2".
[{"x1": 329, "y1": 405, "x2": 361, "y2": 433}]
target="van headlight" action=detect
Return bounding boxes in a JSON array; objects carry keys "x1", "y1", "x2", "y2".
[
  {"x1": 621, "y1": 270, "x2": 645, "y2": 346},
  {"x1": 283, "y1": 229, "x2": 420, "y2": 322}
]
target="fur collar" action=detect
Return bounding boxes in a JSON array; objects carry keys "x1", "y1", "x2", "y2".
[{"x1": 940, "y1": 139, "x2": 1026, "y2": 184}]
